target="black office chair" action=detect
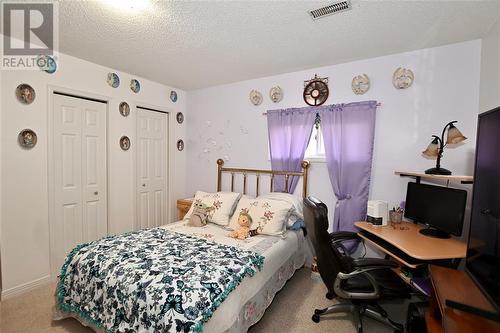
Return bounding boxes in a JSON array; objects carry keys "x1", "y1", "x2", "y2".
[{"x1": 303, "y1": 196, "x2": 410, "y2": 333}]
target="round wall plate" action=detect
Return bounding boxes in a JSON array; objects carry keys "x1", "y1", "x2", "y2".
[
  {"x1": 16, "y1": 83, "x2": 36, "y2": 104},
  {"x1": 303, "y1": 77, "x2": 329, "y2": 106},
  {"x1": 107, "y1": 73, "x2": 120, "y2": 88},
  {"x1": 393, "y1": 67, "x2": 414, "y2": 89},
  {"x1": 18, "y1": 129, "x2": 37, "y2": 149},
  {"x1": 249, "y1": 90, "x2": 263, "y2": 106},
  {"x1": 36, "y1": 55, "x2": 57, "y2": 74},
  {"x1": 119, "y1": 102, "x2": 130, "y2": 117},
  {"x1": 170, "y1": 90, "x2": 178, "y2": 102},
  {"x1": 352, "y1": 74, "x2": 370, "y2": 95},
  {"x1": 176, "y1": 112, "x2": 184, "y2": 124},
  {"x1": 120, "y1": 136, "x2": 131, "y2": 150},
  {"x1": 269, "y1": 86, "x2": 283, "y2": 103},
  {"x1": 177, "y1": 139, "x2": 184, "y2": 151},
  {"x1": 130, "y1": 79, "x2": 141, "y2": 93}
]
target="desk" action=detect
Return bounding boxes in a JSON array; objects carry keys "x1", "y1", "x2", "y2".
[
  {"x1": 427, "y1": 265, "x2": 500, "y2": 333},
  {"x1": 354, "y1": 221, "x2": 466, "y2": 268}
]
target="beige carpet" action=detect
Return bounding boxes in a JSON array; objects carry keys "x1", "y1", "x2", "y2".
[{"x1": 1, "y1": 268, "x2": 403, "y2": 333}]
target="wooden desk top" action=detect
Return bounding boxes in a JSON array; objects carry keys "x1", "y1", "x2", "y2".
[
  {"x1": 355, "y1": 221, "x2": 466, "y2": 261},
  {"x1": 429, "y1": 265, "x2": 500, "y2": 333}
]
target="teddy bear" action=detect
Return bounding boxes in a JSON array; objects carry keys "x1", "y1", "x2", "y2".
[
  {"x1": 187, "y1": 201, "x2": 212, "y2": 227},
  {"x1": 229, "y1": 212, "x2": 253, "y2": 240}
]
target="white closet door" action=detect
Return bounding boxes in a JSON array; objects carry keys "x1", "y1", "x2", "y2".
[
  {"x1": 137, "y1": 108, "x2": 168, "y2": 229},
  {"x1": 52, "y1": 94, "x2": 107, "y2": 274}
]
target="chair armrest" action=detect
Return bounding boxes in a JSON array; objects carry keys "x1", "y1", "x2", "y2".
[
  {"x1": 329, "y1": 231, "x2": 359, "y2": 242},
  {"x1": 329, "y1": 231, "x2": 360, "y2": 255},
  {"x1": 352, "y1": 258, "x2": 398, "y2": 269},
  {"x1": 333, "y1": 259, "x2": 399, "y2": 300},
  {"x1": 337, "y1": 258, "x2": 398, "y2": 281}
]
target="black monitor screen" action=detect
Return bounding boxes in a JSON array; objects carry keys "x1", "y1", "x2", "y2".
[{"x1": 404, "y1": 182, "x2": 467, "y2": 236}]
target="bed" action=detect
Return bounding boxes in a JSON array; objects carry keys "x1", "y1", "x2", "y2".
[{"x1": 54, "y1": 159, "x2": 311, "y2": 333}]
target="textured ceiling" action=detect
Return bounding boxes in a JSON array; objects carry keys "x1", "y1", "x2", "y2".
[{"x1": 58, "y1": 0, "x2": 500, "y2": 90}]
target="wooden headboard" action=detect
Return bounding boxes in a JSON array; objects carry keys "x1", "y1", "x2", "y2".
[{"x1": 216, "y1": 159, "x2": 310, "y2": 198}]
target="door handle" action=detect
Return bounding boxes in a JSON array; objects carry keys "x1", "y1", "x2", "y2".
[{"x1": 94, "y1": 191, "x2": 98, "y2": 195}]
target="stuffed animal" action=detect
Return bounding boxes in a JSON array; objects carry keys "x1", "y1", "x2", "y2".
[
  {"x1": 229, "y1": 212, "x2": 253, "y2": 240},
  {"x1": 187, "y1": 201, "x2": 211, "y2": 227}
]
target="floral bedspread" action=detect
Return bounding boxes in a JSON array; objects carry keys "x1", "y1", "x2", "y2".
[{"x1": 56, "y1": 228, "x2": 264, "y2": 333}]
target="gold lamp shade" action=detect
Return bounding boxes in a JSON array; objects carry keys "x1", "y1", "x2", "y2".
[
  {"x1": 446, "y1": 123, "x2": 467, "y2": 144},
  {"x1": 422, "y1": 137, "x2": 440, "y2": 157},
  {"x1": 423, "y1": 121, "x2": 466, "y2": 175}
]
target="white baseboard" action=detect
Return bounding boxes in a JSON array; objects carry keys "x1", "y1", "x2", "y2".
[{"x1": 1, "y1": 275, "x2": 53, "y2": 300}]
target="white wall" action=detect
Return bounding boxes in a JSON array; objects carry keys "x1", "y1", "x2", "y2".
[
  {"x1": 1, "y1": 50, "x2": 187, "y2": 297},
  {"x1": 479, "y1": 18, "x2": 500, "y2": 113},
  {"x1": 0, "y1": 38, "x2": 484, "y2": 297},
  {"x1": 186, "y1": 40, "x2": 481, "y2": 236}
]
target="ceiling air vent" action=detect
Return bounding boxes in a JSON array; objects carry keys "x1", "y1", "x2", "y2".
[{"x1": 309, "y1": 1, "x2": 352, "y2": 20}]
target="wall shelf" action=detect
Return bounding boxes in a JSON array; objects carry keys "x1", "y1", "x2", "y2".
[{"x1": 395, "y1": 171, "x2": 473, "y2": 184}]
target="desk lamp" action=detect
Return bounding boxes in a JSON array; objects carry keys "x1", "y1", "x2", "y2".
[{"x1": 422, "y1": 121, "x2": 467, "y2": 175}]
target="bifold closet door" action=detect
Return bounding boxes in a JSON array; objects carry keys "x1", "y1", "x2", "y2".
[
  {"x1": 137, "y1": 108, "x2": 168, "y2": 229},
  {"x1": 52, "y1": 94, "x2": 107, "y2": 273}
]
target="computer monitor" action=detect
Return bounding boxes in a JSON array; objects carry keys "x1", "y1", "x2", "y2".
[{"x1": 404, "y1": 182, "x2": 467, "y2": 239}]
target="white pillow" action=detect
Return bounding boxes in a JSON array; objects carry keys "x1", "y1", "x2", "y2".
[
  {"x1": 229, "y1": 197, "x2": 294, "y2": 236},
  {"x1": 184, "y1": 191, "x2": 242, "y2": 226},
  {"x1": 258, "y1": 192, "x2": 303, "y2": 227}
]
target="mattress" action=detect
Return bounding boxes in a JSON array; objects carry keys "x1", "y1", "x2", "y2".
[
  {"x1": 162, "y1": 221, "x2": 306, "y2": 332},
  {"x1": 54, "y1": 221, "x2": 306, "y2": 332}
]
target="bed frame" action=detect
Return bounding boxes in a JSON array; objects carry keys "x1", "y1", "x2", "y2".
[{"x1": 216, "y1": 158, "x2": 310, "y2": 198}]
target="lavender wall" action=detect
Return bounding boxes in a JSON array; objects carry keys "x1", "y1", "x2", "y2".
[{"x1": 186, "y1": 40, "x2": 481, "y2": 243}]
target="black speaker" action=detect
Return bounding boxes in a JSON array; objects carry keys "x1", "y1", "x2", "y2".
[{"x1": 406, "y1": 301, "x2": 428, "y2": 333}]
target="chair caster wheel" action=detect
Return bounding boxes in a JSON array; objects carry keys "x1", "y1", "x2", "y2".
[
  {"x1": 393, "y1": 326, "x2": 404, "y2": 333},
  {"x1": 392, "y1": 322, "x2": 404, "y2": 332},
  {"x1": 325, "y1": 292, "x2": 334, "y2": 300},
  {"x1": 312, "y1": 314, "x2": 320, "y2": 323},
  {"x1": 314, "y1": 309, "x2": 325, "y2": 315}
]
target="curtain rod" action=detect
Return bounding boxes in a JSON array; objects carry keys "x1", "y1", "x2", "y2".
[{"x1": 261, "y1": 102, "x2": 382, "y2": 116}]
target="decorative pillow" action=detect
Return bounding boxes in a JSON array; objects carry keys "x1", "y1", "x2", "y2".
[
  {"x1": 184, "y1": 191, "x2": 242, "y2": 226},
  {"x1": 258, "y1": 192, "x2": 304, "y2": 227},
  {"x1": 229, "y1": 197, "x2": 294, "y2": 236}
]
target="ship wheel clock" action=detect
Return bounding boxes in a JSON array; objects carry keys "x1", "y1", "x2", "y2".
[{"x1": 303, "y1": 75, "x2": 329, "y2": 106}]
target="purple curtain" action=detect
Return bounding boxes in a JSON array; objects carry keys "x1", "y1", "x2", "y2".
[
  {"x1": 267, "y1": 108, "x2": 316, "y2": 193},
  {"x1": 319, "y1": 101, "x2": 377, "y2": 232}
]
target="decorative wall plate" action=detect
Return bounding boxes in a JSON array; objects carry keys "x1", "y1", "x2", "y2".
[
  {"x1": 36, "y1": 55, "x2": 57, "y2": 74},
  {"x1": 303, "y1": 75, "x2": 329, "y2": 106},
  {"x1": 393, "y1": 67, "x2": 414, "y2": 89},
  {"x1": 107, "y1": 73, "x2": 120, "y2": 88},
  {"x1": 176, "y1": 112, "x2": 184, "y2": 124},
  {"x1": 170, "y1": 90, "x2": 178, "y2": 102},
  {"x1": 18, "y1": 129, "x2": 37, "y2": 149},
  {"x1": 269, "y1": 86, "x2": 283, "y2": 103},
  {"x1": 177, "y1": 139, "x2": 184, "y2": 151},
  {"x1": 352, "y1": 74, "x2": 370, "y2": 95},
  {"x1": 16, "y1": 83, "x2": 36, "y2": 104},
  {"x1": 130, "y1": 79, "x2": 141, "y2": 93},
  {"x1": 119, "y1": 102, "x2": 130, "y2": 117},
  {"x1": 120, "y1": 136, "x2": 130, "y2": 151},
  {"x1": 249, "y1": 90, "x2": 263, "y2": 106}
]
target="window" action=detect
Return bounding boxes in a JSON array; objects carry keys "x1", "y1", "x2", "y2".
[{"x1": 305, "y1": 124, "x2": 325, "y2": 160}]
